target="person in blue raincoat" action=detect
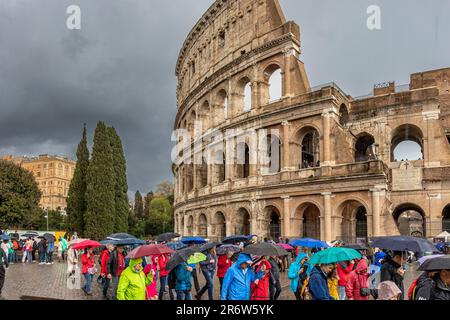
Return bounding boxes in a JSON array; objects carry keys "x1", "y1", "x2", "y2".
[
  {"x1": 288, "y1": 253, "x2": 309, "y2": 300},
  {"x1": 220, "y1": 253, "x2": 262, "y2": 300},
  {"x1": 308, "y1": 264, "x2": 335, "y2": 300},
  {"x1": 174, "y1": 261, "x2": 193, "y2": 300}
]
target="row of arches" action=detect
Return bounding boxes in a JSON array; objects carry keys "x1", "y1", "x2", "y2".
[
  {"x1": 180, "y1": 64, "x2": 283, "y2": 135},
  {"x1": 179, "y1": 201, "x2": 450, "y2": 241}
]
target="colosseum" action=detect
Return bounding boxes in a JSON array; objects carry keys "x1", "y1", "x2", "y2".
[{"x1": 172, "y1": 0, "x2": 450, "y2": 244}]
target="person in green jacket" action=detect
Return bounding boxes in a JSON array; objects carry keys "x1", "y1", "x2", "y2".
[
  {"x1": 117, "y1": 258, "x2": 154, "y2": 300},
  {"x1": 59, "y1": 237, "x2": 68, "y2": 262}
]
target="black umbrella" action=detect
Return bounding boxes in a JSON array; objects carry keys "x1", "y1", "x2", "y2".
[
  {"x1": 21, "y1": 232, "x2": 39, "y2": 238},
  {"x1": 370, "y1": 236, "x2": 438, "y2": 253},
  {"x1": 243, "y1": 242, "x2": 288, "y2": 256},
  {"x1": 156, "y1": 232, "x2": 180, "y2": 243},
  {"x1": 106, "y1": 233, "x2": 137, "y2": 240},
  {"x1": 222, "y1": 235, "x2": 249, "y2": 244},
  {"x1": 199, "y1": 242, "x2": 221, "y2": 253},
  {"x1": 166, "y1": 247, "x2": 197, "y2": 272},
  {"x1": 345, "y1": 244, "x2": 368, "y2": 251},
  {"x1": 43, "y1": 233, "x2": 56, "y2": 241},
  {"x1": 418, "y1": 255, "x2": 450, "y2": 271},
  {"x1": 216, "y1": 244, "x2": 241, "y2": 256},
  {"x1": 10, "y1": 233, "x2": 20, "y2": 240}
]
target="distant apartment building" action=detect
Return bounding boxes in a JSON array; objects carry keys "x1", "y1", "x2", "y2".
[{"x1": 2, "y1": 154, "x2": 76, "y2": 212}]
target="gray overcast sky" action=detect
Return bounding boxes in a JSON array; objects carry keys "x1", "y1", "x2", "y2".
[{"x1": 0, "y1": 0, "x2": 449, "y2": 195}]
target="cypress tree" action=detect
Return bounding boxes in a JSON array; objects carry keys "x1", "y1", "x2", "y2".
[
  {"x1": 108, "y1": 126, "x2": 130, "y2": 232},
  {"x1": 134, "y1": 191, "x2": 144, "y2": 219},
  {"x1": 84, "y1": 121, "x2": 115, "y2": 239},
  {"x1": 66, "y1": 125, "x2": 89, "y2": 236},
  {"x1": 143, "y1": 191, "x2": 154, "y2": 218}
]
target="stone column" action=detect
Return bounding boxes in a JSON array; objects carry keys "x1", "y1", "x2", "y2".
[
  {"x1": 423, "y1": 109, "x2": 441, "y2": 168},
  {"x1": 371, "y1": 189, "x2": 381, "y2": 237},
  {"x1": 282, "y1": 121, "x2": 291, "y2": 171},
  {"x1": 283, "y1": 50, "x2": 292, "y2": 97},
  {"x1": 321, "y1": 108, "x2": 337, "y2": 166},
  {"x1": 282, "y1": 196, "x2": 292, "y2": 238},
  {"x1": 225, "y1": 135, "x2": 235, "y2": 181},
  {"x1": 322, "y1": 192, "x2": 332, "y2": 241}
]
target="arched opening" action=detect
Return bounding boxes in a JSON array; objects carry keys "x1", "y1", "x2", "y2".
[
  {"x1": 235, "y1": 208, "x2": 251, "y2": 235},
  {"x1": 339, "y1": 200, "x2": 368, "y2": 244},
  {"x1": 264, "y1": 65, "x2": 282, "y2": 103},
  {"x1": 391, "y1": 124, "x2": 424, "y2": 162},
  {"x1": 267, "y1": 134, "x2": 281, "y2": 174},
  {"x1": 188, "y1": 110, "x2": 196, "y2": 138},
  {"x1": 216, "y1": 89, "x2": 228, "y2": 123},
  {"x1": 186, "y1": 215, "x2": 194, "y2": 236},
  {"x1": 443, "y1": 205, "x2": 450, "y2": 233},
  {"x1": 199, "y1": 101, "x2": 210, "y2": 133},
  {"x1": 197, "y1": 159, "x2": 208, "y2": 189},
  {"x1": 236, "y1": 142, "x2": 250, "y2": 179},
  {"x1": 339, "y1": 104, "x2": 349, "y2": 126},
  {"x1": 268, "y1": 207, "x2": 281, "y2": 241},
  {"x1": 214, "y1": 212, "x2": 226, "y2": 241},
  {"x1": 393, "y1": 204, "x2": 426, "y2": 237},
  {"x1": 355, "y1": 133, "x2": 376, "y2": 162},
  {"x1": 301, "y1": 129, "x2": 320, "y2": 169},
  {"x1": 198, "y1": 214, "x2": 207, "y2": 237},
  {"x1": 214, "y1": 150, "x2": 226, "y2": 184},
  {"x1": 238, "y1": 77, "x2": 252, "y2": 113},
  {"x1": 295, "y1": 203, "x2": 321, "y2": 239},
  {"x1": 186, "y1": 163, "x2": 194, "y2": 193}
]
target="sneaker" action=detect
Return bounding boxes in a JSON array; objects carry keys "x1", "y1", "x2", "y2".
[{"x1": 46, "y1": 262, "x2": 51, "y2": 265}]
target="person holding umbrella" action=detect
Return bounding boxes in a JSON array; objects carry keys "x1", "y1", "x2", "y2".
[
  {"x1": 174, "y1": 261, "x2": 194, "y2": 300},
  {"x1": 217, "y1": 250, "x2": 234, "y2": 293},
  {"x1": 380, "y1": 251, "x2": 407, "y2": 300},
  {"x1": 308, "y1": 264, "x2": 336, "y2": 300},
  {"x1": 288, "y1": 253, "x2": 309, "y2": 300},
  {"x1": 417, "y1": 255, "x2": 450, "y2": 300},
  {"x1": 81, "y1": 247, "x2": 97, "y2": 295},
  {"x1": 195, "y1": 246, "x2": 217, "y2": 301},
  {"x1": 107, "y1": 245, "x2": 126, "y2": 300},
  {"x1": 37, "y1": 238, "x2": 47, "y2": 265},
  {"x1": 251, "y1": 257, "x2": 271, "y2": 300}
]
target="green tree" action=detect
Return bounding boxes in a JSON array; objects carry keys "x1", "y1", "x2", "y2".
[
  {"x1": 143, "y1": 191, "x2": 154, "y2": 218},
  {"x1": 0, "y1": 160, "x2": 41, "y2": 229},
  {"x1": 134, "y1": 191, "x2": 144, "y2": 219},
  {"x1": 84, "y1": 121, "x2": 116, "y2": 239},
  {"x1": 67, "y1": 125, "x2": 89, "y2": 236},
  {"x1": 108, "y1": 126, "x2": 129, "y2": 232},
  {"x1": 144, "y1": 196, "x2": 174, "y2": 236},
  {"x1": 155, "y1": 181, "x2": 174, "y2": 205}
]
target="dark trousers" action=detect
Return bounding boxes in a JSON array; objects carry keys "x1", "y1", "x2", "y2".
[
  {"x1": 197, "y1": 269, "x2": 214, "y2": 300},
  {"x1": 47, "y1": 252, "x2": 53, "y2": 263},
  {"x1": 102, "y1": 278, "x2": 110, "y2": 297},
  {"x1": 294, "y1": 291, "x2": 301, "y2": 300},
  {"x1": 0, "y1": 266, "x2": 5, "y2": 296},
  {"x1": 269, "y1": 278, "x2": 282, "y2": 300},
  {"x1": 158, "y1": 276, "x2": 167, "y2": 300},
  {"x1": 191, "y1": 268, "x2": 200, "y2": 293},
  {"x1": 219, "y1": 277, "x2": 224, "y2": 295}
]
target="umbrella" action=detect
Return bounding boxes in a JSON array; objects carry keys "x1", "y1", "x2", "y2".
[
  {"x1": 166, "y1": 247, "x2": 197, "y2": 271},
  {"x1": 418, "y1": 255, "x2": 450, "y2": 271},
  {"x1": 0, "y1": 234, "x2": 10, "y2": 241},
  {"x1": 290, "y1": 238, "x2": 329, "y2": 249},
  {"x1": 222, "y1": 235, "x2": 249, "y2": 244},
  {"x1": 418, "y1": 254, "x2": 445, "y2": 266},
  {"x1": 113, "y1": 238, "x2": 146, "y2": 246},
  {"x1": 9, "y1": 233, "x2": 19, "y2": 240},
  {"x1": 180, "y1": 237, "x2": 206, "y2": 245},
  {"x1": 243, "y1": 242, "x2": 288, "y2": 256},
  {"x1": 370, "y1": 236, "x2": 438, "y2": 253},
  {"x1": 166, "y1": 241, "x2": 188, "y2": 251},
  {"x1": 277, "y1": 243, "x2": 294, "y2": 251},
  {"x1": 308, "y1": 247, "x2": 362, "y2": 266},
  {"x1": 156, "y1": 232, "x2": 181, "y2": 242},
  {"x1": 106, "y1": 233, "x2": 137, "y2": 240},
  {"x1": 68, "y1": 238, "x2": 89, "y2": 247},
  {"x1": 71, "y1": 240, "x2": 102, "y2": 250},
  {"x1": 187, "y1": 252, "x2": 207, "y2": 265},
  {"x1": 126, "y1": 244, "x2": 174, "y2": 259},
  {"x1": 216, "y1": 244, "x2": 241, "y2": 256},
  {"x1": 21, "y1": 232, "x2": 39, "y2": 238},
  {"x1": 345, "y1": 244, "x2": 368, "y2": 251},
  {"x1": 42, "y1": 233, "x2": 56, "y2": 241},
  {"x1": 199, "y1": 242, "x2": 221, "y2": 253}
]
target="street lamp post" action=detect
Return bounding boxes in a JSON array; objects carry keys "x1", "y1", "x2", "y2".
[{"x1": 45, "y1": 209, "x2": 49, "y2": 232}]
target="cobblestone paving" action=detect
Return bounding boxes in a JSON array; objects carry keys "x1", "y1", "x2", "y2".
[{"x1": 2, "y1": 260, "x2": 420, "y2": 300}]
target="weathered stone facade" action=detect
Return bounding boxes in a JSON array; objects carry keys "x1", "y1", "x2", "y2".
[{"x1": 172, "y1": 0, "x2": 450, "y2": 242}]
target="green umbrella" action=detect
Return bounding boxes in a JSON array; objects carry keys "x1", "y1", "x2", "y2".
[
  {"x1": 187, "y1": 252, "x2": 207, "y2": 265},
  {"x1": 308, "y1": 247, "x2": 362, "y2": 266}
]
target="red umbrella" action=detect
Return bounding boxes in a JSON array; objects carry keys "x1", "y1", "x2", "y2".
[
  {"x1": 277, "y1": 243, "x2": 294, "y2": 251},
  {"x1": 126, "y1": 244, "x2": 175, "y2": 259},
  {"x1": 71, "y1": 240, "x2": 102, "y2": 250}
]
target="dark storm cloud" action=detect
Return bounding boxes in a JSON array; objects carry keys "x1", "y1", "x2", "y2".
[{"x1": 1, "y1": 0, "x2": 450, "y2": 194}]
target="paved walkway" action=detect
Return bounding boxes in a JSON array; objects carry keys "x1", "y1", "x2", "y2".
[{"x1": 2, "y1": 260, "x2": 420, "y2": 300}]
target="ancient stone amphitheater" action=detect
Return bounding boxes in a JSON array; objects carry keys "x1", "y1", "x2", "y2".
[{"x1": 172, "y1": 0, "x2": 450, "y2": 243}]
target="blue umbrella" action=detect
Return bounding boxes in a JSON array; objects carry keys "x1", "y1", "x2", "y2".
[
  {"x1": 0, "y1": 234, "x2": 11, "y2": 241},
  {"x1": 166, "y1": 241, "x2": 188, "y2": 250},
  {"x1": 181, "y1": 237, "x2": 206, "y2": 245},
  {"x1": 370, "y1": 236, "x2": 438, "y2": 253},
  {"x1": 290, "y1": 238, "x2": 329, "y2": 249},
  {"x1": 101, "y1": 238, "x2": 146, "y2": 246},
  {"x1": 222, "y1": 235, "x2": 249, "y2": 244}
]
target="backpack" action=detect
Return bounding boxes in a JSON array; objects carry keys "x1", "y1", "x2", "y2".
[{"x1": 408, "y1": 278, "x2": 419, "y2": 300}]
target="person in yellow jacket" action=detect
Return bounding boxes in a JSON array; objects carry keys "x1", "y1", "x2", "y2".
[
  {"x1": 117, "y1": 258, "x2": 154, "y2": 300},
  {"x1": 327, "y1": 267, "x2": 340, "y2": 300}
]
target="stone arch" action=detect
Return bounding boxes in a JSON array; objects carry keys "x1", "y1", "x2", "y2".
[
  {"x1": 442, "y1": 205, "x2": 450, "y2": 233},
  {"x1": 266, "y1": 133, "x2": 282, "y2": 174},
  {"x1": 236, "y1": 141, "x2": 250, "y2": 179},
  {"x1": 339, "y1": 104, "x2": 349, "y2": 126},
  {"x1": 391, "y1": 124, "x2": 424, "y2": 162},
  {"x1": 264, "y1": 205, "x2": 281, "y2": 241},
  {"x1": 197, "y1": 213, "x2": 208, "y2": 237},
  {"x1": 393, "y1": 203, "x2": 426, "y2": 237},
  {"x1": 215, "y1": 89, "x2": 228, "y2": 123},
  {"x1": 263, "y1": 63, "x2": 283, "y2": 103},
  {"x1": 294, "y1": 202, "x2": 322, "y2": 239},
  {"x1": 291, "y1": 125, "x2": 321, "y2": 169},
  {"x1": 336, "y1": 199, "x2": 370, "y2": 244},
  {"x1": 237, "y1": 76, "x2": 252, "y2": 113},
  {"x1": 213, "y1": 211, "x2": 227, "y2": 241},
  {"x1": 235, "y1": 207, "x2": 251, "y2": 235},
  {"x1": 198, "y1": 100, "x2": 210, "y2": 133},
  {"x1": 355, "y1": 132, "x2": 376, "y2": 162},
  {"x1": 186, "y1": 214, "x2": 194, "y2": 236}
]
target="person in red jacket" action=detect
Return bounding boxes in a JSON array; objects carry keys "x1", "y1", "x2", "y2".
[
  {"x1": 157, "y1": 253, "x2": 173, "y2": 300},
  {"x1": 81, "y1": 247, "x2": 96, "y2": 295},
  {"x1": 217, "y1": 251, "x2": 233, "y2": 293},
  {"x1": 100, "y1": 244, "x2": 114, "y2": 299},
  {"x1": 337, "y1": 259, "x2": 355, "y2": 300},
  {"x1": 250, "y1": 259, "x2": 271, "y2": 300},
  {"x1": 345, "y1": 259, "x2": 370, "y2": 301}
]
